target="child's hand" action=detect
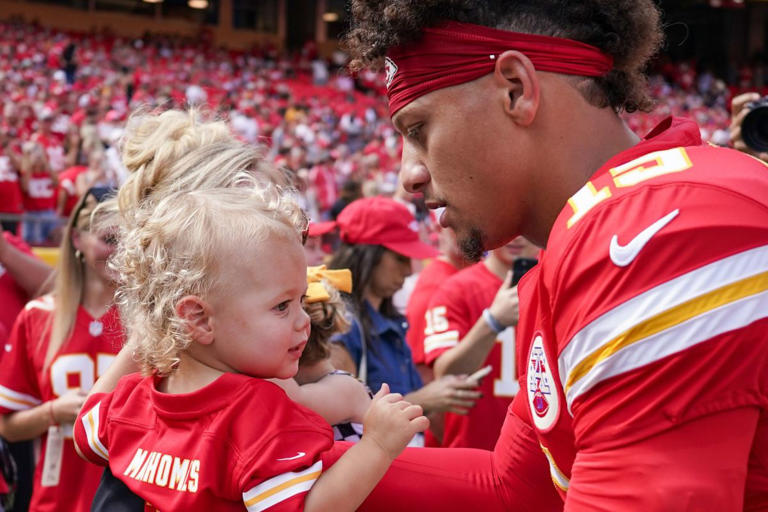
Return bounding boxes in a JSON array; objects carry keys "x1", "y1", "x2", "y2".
[{"x1": 362, "y1": 383, "x2": 429, "y2": 460}]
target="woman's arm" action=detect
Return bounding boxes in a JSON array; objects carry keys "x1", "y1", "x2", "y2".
[
  {"x1": 270, "y1": 373, "x2": 371, "y2": 425},
  {"x1": 87, "y1": 346, "x2": 140, "y2": 398},
  {"x1": 0, "y1": 389, "x2": 87, "y2": 442},
  {"x1": 0, "y1": 233, "x2": 55, "y2": 297}
]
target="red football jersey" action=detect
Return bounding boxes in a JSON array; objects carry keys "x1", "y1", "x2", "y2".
[
  {"x1": 21, "y1": 172, "x2": 56, "y2": 212},
  {"x1": 0, "y1": 297, "x2": 123, "y2": 512},
  {"x1": 56, "y1": 165, "x2": 87, "y2": 217},
  {"x1": 0, "y1": 232, "x2": 34, "y2": 339},
  {"x1": 75, "y1": 373, "x2": 334, "y2": 511},
  {"x1": 516, "y1": 117, "x2": 768, "y2": 507},
  {"x1": 423, "y1": 262, "x2": 517, "y2": 449},
  {"x1": 405, "y1": 258, "x2": 459, "y2": 365},
  {"x1": 0, "y1": 149, "x2": 23, "y2": 214}
]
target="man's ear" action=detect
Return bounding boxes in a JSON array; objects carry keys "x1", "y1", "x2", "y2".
[
  {"x1": 493, "y1": 50, "x2": 540, "y2": 127},
  {"x1": 175, "y1": 296, "x2": 214, "y2": 345}
]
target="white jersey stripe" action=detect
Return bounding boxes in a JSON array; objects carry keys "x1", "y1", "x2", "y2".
[
  {"x1": 243, "y1": 460, "x2": 321, "y2": 512},
  {"x1": 559, "y1": 244, "x2": 768, "y2": 390},
  {"x1": 0, "y1": 385, "x2": 41, "y2": 411},
  {"x1": 24, "y1": 295, "x2": 54, "y2": 311},
  {"x1": 80, "y1": 402, "x2": 109, "y2": 461},
  {"x1": 559, "y1": 244, "x2": 768, "y2": 414},
  {"x1": 424, "y1": 331, "x2": 460, "y2": 353},
  {"x1": 565, "y1": 287, "x2": 768, "y2": 412}
]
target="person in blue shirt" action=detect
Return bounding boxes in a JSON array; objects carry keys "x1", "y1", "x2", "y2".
[{"x1": 328, "y1": 197, "x2": 482, "y2": 444}]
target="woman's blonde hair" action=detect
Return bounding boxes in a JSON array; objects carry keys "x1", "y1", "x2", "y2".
[
  {"x1": 116, "y1": 183, "x2": 307, "y2": 376},
  {"x1": 46, "y1": 191, "x2": 119, "y2": 367},
  {"x1": 299, "y1": 282, "x2": 351, "y2": 366}
]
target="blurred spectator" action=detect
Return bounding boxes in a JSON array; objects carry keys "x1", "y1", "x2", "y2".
[
  {"x1": 330, "y1": 180, "x2": 363, "y2": 220},
  {"x1": 19, "y1": 141, "x2": 58, "y2": 245},
  {"x1": 0, "y1": 132, "x2": 23, "y2": 234}
]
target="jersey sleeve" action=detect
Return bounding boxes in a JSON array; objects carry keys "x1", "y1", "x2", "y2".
[
  {"x1": 0, "y1": 307, "x2": 43, "y2": 414},
  {"x1": 552, "y1": 183, "x2": 768, "y2": 452},
  {"x1": 422, "y1": 279, "x2": 472, "y2": 366},
  {"x1": 74, "y1": 391, "x2": 113, "y2": 466},
  {"x1": 238, "y1": 401, "x2": 333, "y2": 512}
]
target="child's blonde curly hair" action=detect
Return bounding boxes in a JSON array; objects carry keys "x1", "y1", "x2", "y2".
[
  {"x1": 116, "y1": 182, "x2": 307, "y2": 376},
  {"x1": 116, "y1": 108, "x2": 287, "y2": 224}
]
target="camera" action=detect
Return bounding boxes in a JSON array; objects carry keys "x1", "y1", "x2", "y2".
[{"x1": 742, "y1": 96, "x2": 768, "y2": 153}]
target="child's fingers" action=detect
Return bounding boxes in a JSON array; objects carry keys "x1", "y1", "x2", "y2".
[
  {"x1": 402, "y1": 404, "x2": 424, "y2": 420},
  {"x1": 381, "y1": 392, "x2": 404, "y2": 404},
  {"x1": 372, "y1": 383, "x2": 390, "y2": 401},
  {"x1": 411, "y1": 415, "x2": 430, "y2": 432}
]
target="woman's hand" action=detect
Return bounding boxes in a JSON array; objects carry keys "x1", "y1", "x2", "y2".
[
  {"x1": 51, "y1": 389, "x2": 88, "y2": 424},
  {"x1": 407, "y1": 374, "x2": 482, "y2": 415}
]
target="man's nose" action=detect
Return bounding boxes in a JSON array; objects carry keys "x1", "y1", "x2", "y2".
[{"x1": 400, "y1": 144, "x2": 430, "y2": 194}]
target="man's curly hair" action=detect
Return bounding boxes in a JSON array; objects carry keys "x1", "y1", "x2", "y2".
[{"x1": 345, "y1": 0, "x2": 663, "y2": 113}]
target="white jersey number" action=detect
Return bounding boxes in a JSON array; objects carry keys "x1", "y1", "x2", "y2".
[{"x1": 494, "y1": 329, "x2": 519, "y2": 397}]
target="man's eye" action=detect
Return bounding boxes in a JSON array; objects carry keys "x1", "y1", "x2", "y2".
[{"x1": 406, "y1": 125, "x2": 421, "y2": 139}]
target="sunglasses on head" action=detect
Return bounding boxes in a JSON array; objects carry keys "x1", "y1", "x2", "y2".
[{"x1": 71, "y1": 186, "x2": 116, "y2": 226}]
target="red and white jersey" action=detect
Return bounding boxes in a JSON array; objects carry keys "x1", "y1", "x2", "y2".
[
  {"x1": 0, "y1": 297, "x2": 123, "y2": 512},
  {"x1": 423, "y1": 262, "x2": 517, "y2": 449},
  {"x1": 0, "y1": 232, "x2": 34, "y2": 339},
  {"x1": 22, "y1": 172, "x2": 56, "y2": 212},
  {"x1": 31, "y1": 133, "x2": 65, "y2": 173},
  {"x1": 75, "y1": 373, "x2": 334, "y2": 512},
  {"x1": 56, "y1": 165, "x2": 87, "y2": 217},
  {"x1": 0, "y1": 148, "x2": 23, "y2": 214},
  {"x1": 405, "y1": 258, "x2": 459, "y2": 365},
  {"x1": 516, "y1": 117, "x2": 768, "y2": 501}
]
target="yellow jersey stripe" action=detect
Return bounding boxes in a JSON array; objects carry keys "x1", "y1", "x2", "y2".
[
  {"x1": 244, "y1": 471, "x2": 321, "y2": 507},
  {"x1": 566, "y1": 270, "x2": 768, "y2": 393},
  {"x1": 80, "y1": 403, "x2": 109, "y2": 461},
  {"x1": 540, "y1": 444, "x2": 570, "y2": 492},
  {"x1": 0, "y1": 391, "x2": 39, "y2": 408}
]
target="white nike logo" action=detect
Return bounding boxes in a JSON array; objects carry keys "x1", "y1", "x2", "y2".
[
  {"x1": 609, "y1": 209, "x2": 680, "y2": 267},
  {"x1": 277, "y1": 452, "x2": 306, "y2": 461}
]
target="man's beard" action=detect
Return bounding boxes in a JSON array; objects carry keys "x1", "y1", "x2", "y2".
[{"x1": 458, "y1": 228, "x2": 486, "y2": 262}]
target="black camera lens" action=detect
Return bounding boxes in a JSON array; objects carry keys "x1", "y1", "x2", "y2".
[{"x1": 742, "y1": 98, "x2": 768, "y2": 153}]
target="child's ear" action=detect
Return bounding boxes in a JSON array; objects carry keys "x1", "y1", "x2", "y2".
[{"x1": 175, "y1": 296, "x2": 214, "y2": 345}]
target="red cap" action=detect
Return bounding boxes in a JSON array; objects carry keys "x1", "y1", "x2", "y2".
[
  {"x1": 307, "y1": 221, "x2": 337, "y2": 237},
  {"x1": 336, "y1": 197, "x2": 439, "y2": 259}
]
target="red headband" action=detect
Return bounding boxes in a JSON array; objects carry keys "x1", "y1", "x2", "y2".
[{"x1": 385, "y1": 21, "x2": 614, "y2": 115}]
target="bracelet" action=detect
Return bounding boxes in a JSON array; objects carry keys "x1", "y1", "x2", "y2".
[
  {"x1": 47, "y1": 400, "x2": 57, "y2": 426},
  {"x1": 482, "y1": 308, "x2": 506, "y2": 334}
]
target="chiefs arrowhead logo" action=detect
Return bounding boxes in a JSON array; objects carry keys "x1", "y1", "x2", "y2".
[
  {"x1": 527, "y1": 334, "x2": 560, "y2": 432},
  {"x1": 384, "y1": 57, "x2": 398, "y2": 89}
]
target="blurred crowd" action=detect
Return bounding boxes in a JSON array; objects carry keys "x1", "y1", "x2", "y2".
[{"x1": 0, "y1": 19, "x2": 752, "y2": 247}]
